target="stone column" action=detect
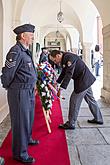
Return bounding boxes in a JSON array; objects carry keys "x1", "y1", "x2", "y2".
[
  {"x1": 101, "y1": 24, "x2": 110, "y2": 103},
  {"x1": 82, "y1": 42, "x2": 92, "y2": 69}
]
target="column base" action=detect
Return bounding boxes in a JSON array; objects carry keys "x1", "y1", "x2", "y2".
[{"x1": 101, "y1": 88, "x2": 110, "y2": 103}]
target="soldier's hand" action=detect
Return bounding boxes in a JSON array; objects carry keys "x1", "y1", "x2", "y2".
[{"x1": 35, "y1": 88, "x2": 38, "y2": 95}]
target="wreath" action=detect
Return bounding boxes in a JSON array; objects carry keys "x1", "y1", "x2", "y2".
[{"x1": 36, "y1": 62, "x2": 57, "y2": 111}]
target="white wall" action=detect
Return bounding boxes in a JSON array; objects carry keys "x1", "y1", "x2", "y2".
[{"x1": 0, "y1": 0, "x2": 3, "y2": 69}]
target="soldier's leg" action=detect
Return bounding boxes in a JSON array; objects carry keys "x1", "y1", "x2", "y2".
[
  {"x1": 84, "y1": 87, "x2": 103, "y2": 122},
  {"x1": 8, "y1": 89, "x2": 30, "y2": 159},
  {"x1": 19, "y1": 89, "x2": 32, "y2": 158},
  {"x1": 28, "y1": 89, "x2": 39, "y2": 145},
  {"x1": 68, "y1": 90, "x2": 87, "y2": 126},
  {"x1": 29, "y1": 88, "x2": 35, "y2": 140}
]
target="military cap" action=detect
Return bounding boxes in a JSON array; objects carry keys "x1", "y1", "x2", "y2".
[
  {"x1": 13, "y1": 23, "x2": 35, "y2": 34},
  {"x1": 41, "y1": 47, "x2": 47, "y2": 50}
]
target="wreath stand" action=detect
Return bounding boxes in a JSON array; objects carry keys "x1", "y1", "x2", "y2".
[
  {"x1": 42, "y1": 108, "x2": 52, "y2": 133},
  {"x1": 42, "y1": 84, "x2": 58, "y2": 134},
  {"x1": 35, "y1": 89, "x2": 52, "y2": 133}
]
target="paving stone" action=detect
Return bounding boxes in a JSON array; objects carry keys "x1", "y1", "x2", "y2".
[
  {"x1": 78, "y1": 107, "x2": 92, "y2": 117},
  {"x1": 101, "y1": 107, "x2": 110, "y2": 115},
  {"x1": 99, "y1": 128, "x2": 110, "y2": 144},
  {"x1": 80, "y1": 100, "x2": 88, "y2": 108},
  {"x1": 78, "y1": 107, "x2": 110, "y2": 117},
  {"x1": 78, "y1": 116, "x2": 110, "y2": 128},
  {"x1": 80, "y1": 99, "x2": 108, "y2": 108},
  {"x1": 0, "y1": 115, "x2": 10, "y2": 146},
  {"x1": 60, "y1": 100, "x2": 69, "y2": 109},
  {"x1": 65, "y1": 128, "x2": 106, "y2": 145},
  {"x1": 77, "y1": 145, "x2": 110, "y2": 165},
  {"x1": 66, "y1": 143, "x2": 81, "y2": 165},
  {"x1": 97, "y1": 99, "x2": 110, "y2": 108}
]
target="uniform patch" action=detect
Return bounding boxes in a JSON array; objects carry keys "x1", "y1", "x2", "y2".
[
  {"x1": 67, "y1": 61, "x2": 72, "y2": 67},
  {"x1": 10, "y1": 51, "x2": 17, "y2": 55},
  {"x1": 5, "y1": 59, "x2": 16, "y2": 68},
  {"x1": 5, "y1": 51, "x2": 18, "y2": 68}
]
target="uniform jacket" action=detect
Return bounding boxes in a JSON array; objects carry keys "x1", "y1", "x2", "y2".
[
  {"x1": 57, "y1": 52, "x2": 96, "y2": 93},
  {"x1": 1, "y1": 41, "x2": 37, "y2": 89}
]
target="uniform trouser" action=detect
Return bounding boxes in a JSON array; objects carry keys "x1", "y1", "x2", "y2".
[
  {"x1": 7, "y1": 88, "x2": 35, "y2": 159},
  {"x1": 68, "y1": 87, "x2": 103, "y2": 126}
]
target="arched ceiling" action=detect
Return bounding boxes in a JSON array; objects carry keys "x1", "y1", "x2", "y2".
[
  {"x1": 91, "y1": 0, "x2": 110, "y2": 26},
  {"x1": 12, "y1": 0, "x2": 110, "y2": 43},
  {"x1": 13, "y1": 0, "x2": 100, "y2": 43},
  {"x1": 21, "y1": 0, "x2": 81, "y2": 29}
]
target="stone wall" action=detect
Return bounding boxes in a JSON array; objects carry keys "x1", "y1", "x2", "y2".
[{"x1": 101, "y1": 24, "x2": 110, "y2": 103}]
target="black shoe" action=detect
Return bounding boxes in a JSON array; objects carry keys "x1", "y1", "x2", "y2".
[
  {"x1": 59, "y1": 122, "x2": 75, "y2": 130},
  {"x1": 88, "y1": 119, "x2": 103, "y2": 125},
  {"x1": 14, "y1": 156, "x2": 35, "y2": 164},
  {"x1": 28, "y1": 139, "x2": 40, "y2": 145}
]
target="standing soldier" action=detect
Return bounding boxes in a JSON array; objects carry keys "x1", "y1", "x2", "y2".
[
  {"x1": 1, "y1": 24, "x2": 39, "y2": 164},
  {"x1": 49, "y1": 50, "x2": 103, "y2": 130},
  {"x1": 39, "y1": 47, "x2": 49, "y2": 64}
]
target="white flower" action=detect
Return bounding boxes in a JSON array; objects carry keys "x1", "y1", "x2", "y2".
[
  {"x1": 41, "y1": 63, "x2": 46, "y2": 68},
  {"x1": 43, "y1": 81, "x2": 46, "y2": 85},
  {"x1": 41, "y1": 84, "x2": 45, "y2": 88},
  {"x1": 45, "y1": 100, "x2": 49, "y2": 103},
  {"x1": 42, "y1": 92, "x2": 46, "y2": 96},
  {"x1": 47, "y1": 104, "x2": 52, "y2": 108},
  {"x1": 45, "y1": 86, "x2": 48, "y2": 91},
  {"x1": 49, "y1": 100, "x2": 52, "y2": 104},
  {"x1": 47, "y1": 92, "x2": 50, "y2": 97}
]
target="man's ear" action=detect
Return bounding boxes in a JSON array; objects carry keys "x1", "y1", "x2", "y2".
[
  {"x1": 56, "y1": 54, "x2": 59, "y2": 58},
  {"x1": 57, "y1": 54, "x2": 61, "y2": 58},
  {"x1": 49, "y1": 55, "x2": 53, "y2": 61},
  {"x1": 21, "y1": 33, "x2": 25, "y2": 39}
]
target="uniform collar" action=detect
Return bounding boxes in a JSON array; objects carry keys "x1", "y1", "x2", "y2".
[{"x1": 17, "y1": 41, "x2": 28, "y2": 52}]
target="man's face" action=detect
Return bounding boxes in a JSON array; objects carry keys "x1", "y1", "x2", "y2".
[
  {"x1": 21, "y1": 32, "x2": 34, "y2": 46},
  {"x1": 50, "y1": 54, "x2": 61, "y2": 64},
  {"x1": 43, "y1": 49, "x2": 48, "y2": 54}
]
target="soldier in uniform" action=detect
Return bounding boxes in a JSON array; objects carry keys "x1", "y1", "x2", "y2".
[
  {"x1": 39, "y1": 47, "x2": 49, "y2": 64},
  {"x1": 1, "y1": 24, "x2": 39, "y2": 164},
  {"x1": 49, "y1": 50, "x2": 103, "y2": 130}
]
